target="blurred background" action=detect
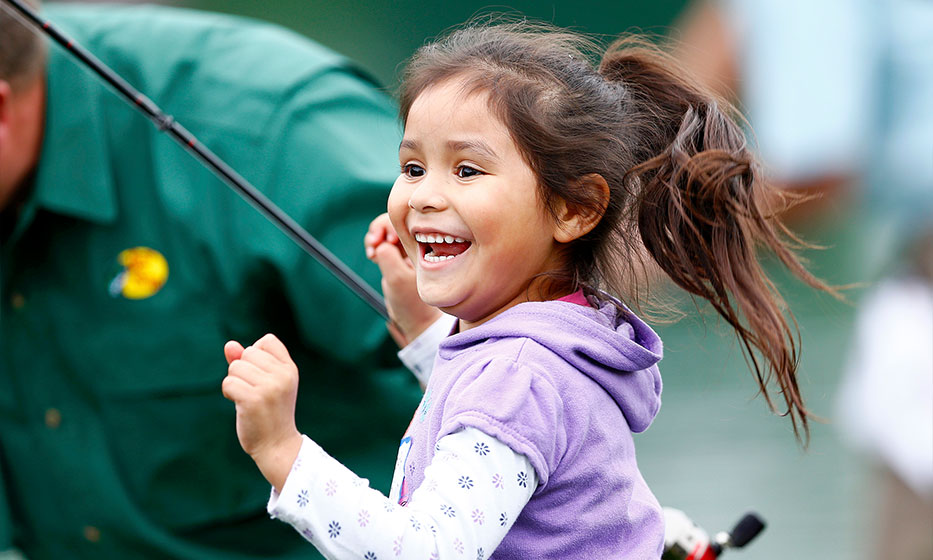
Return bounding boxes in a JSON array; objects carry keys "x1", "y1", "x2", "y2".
[{"x1": 41, "y1": 0, "x2": 933, "y2": 558}]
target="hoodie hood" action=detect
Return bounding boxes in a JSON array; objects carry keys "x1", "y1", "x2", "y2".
[{"x1": 438, "y1": 297, "x2": 663, "y2": 432}]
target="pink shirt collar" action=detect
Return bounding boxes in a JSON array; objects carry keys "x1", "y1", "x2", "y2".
[{"x1": 557, "y1": 289, "x2": 590, "y2": 307}]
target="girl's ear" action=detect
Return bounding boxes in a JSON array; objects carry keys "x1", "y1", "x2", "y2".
[{"x1": 553, "y1": 173, "x2": 610, "y2": 243}]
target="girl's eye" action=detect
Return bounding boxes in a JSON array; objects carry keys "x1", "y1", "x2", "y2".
[
  {"x1": 456, "y1": 165, "x2": 483, "y2": 179},
  {"x1": 403, "y1": 164, "x2": 425, "y2": 178}
]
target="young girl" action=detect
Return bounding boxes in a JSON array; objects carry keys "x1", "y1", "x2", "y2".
[{"x1": 222, "y1": 21, "x2": 830, "y2": 559}]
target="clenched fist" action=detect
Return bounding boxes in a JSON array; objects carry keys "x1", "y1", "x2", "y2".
[{"x1": 222, "y1": 333, "x2": 303, "y2": 491}]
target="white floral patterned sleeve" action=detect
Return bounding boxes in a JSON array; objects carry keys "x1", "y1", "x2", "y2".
[
  {"x1": 268, "y1": 427, "x2": 537, "y2": 559},
  {"x1": 397, "y1": 313, "x2": 456, "y2": 386}
]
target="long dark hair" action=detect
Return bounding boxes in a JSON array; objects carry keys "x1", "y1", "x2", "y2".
[{"x1": 398, "y1": 21, "x2": 835, "y2": 442}]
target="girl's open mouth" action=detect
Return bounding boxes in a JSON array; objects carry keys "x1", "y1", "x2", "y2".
[{"x1": 414, "y1": 232, "x2": 472, "y2": 262}]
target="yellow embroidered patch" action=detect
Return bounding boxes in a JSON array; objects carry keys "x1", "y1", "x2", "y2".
[{"x1": 109, "y1": 247, "x2": 169, "y2": 299}]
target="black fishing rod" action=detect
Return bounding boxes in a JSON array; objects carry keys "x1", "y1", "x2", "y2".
[{"x1": 1, "y1": 0, "x2": 389, "y2": 320}]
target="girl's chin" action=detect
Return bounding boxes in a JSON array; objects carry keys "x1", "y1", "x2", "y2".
[
  {"x1": 421, "y1": 296, "x2": 460, "y2": 311},
  {"x1": 416, "y1": 287, "x2": 459, "y2": 310}
]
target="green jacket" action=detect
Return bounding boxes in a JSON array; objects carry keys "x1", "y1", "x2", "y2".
[{"x1": 0, "y1": 5, "x2": 420, "y2": 558}]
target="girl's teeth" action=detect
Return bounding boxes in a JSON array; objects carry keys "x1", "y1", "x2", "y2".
[
  {"x1": 414, "y1": 233, "x2": 466, "y2": 243},
  {"x1": 415, "y1": 232, "x2": 470, "y2": 263},
  {"x1": 424, "y1": 254, "x2": 456, "y2": 263}
]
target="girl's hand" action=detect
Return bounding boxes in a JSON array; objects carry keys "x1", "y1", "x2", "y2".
[
  {"x1": 365, "y1": 213, "x2": 442, "y2": 346},
  {"x1": 222, "y1": 334, "x2": 302, "y2": 491},
  {"x1": 364, "y1": 212, "x2": 403, "y2": 261}
]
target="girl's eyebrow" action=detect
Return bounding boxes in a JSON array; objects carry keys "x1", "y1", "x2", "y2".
[
  {"x1": 399, "y1": 138, "x2": 500, "y2": 163},
  {"x1": 447, "y1": 139, "x2": 499, "y2": 162}
]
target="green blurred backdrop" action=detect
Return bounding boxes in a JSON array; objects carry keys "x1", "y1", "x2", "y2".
[{"x1": 177, "y1": 0, "x2": 688, "y2": 90}]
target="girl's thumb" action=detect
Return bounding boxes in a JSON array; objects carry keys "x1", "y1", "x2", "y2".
[{"x1": 224, "y1": 340, "x2": 245, "y2": 364}]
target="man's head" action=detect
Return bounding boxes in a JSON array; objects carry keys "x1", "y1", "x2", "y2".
[
  {"x1": 0, "y1": 0, "x2": 46, "y2": 210},
  {"x1": 1, "y1": 0, "x2": 45, "y2": 90}
]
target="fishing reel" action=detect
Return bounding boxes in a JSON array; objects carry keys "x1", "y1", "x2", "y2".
[{"x1": 662, "y1": 507, "x2": 766, "y2": 560}]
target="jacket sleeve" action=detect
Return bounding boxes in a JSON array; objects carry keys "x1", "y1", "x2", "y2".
[{"x1": 246, "y1": 65, "x2": 402, "y2": 366}]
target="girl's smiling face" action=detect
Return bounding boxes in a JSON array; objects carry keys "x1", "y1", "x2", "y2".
[{"x1": 388, "y1": 78, "x2": 567, "y2": 330}]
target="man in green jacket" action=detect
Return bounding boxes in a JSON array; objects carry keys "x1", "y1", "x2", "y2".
[{"x1": 0, "y1": 3, "x2": 422, "y2": 558}]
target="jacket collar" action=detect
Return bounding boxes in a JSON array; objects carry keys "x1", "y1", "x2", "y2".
[{"x1": 32, "y1": 45, "x2": 117, "y2": 224}]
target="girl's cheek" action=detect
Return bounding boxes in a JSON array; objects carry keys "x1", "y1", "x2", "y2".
[{"x1": 387, "y1": 179, "x2": 411, "y2": 240}]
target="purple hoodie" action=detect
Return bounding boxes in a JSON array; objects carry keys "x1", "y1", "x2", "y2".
[{"x1": 401, "y1": 296, "x2": 664, "y2": 559}]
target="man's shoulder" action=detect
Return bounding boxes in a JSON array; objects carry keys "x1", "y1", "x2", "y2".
[
  {"x1": 43, "y1": 4, "x2": 348, "y2": 82},
  {"x1": 43, "y1": 3, "x2": 392, "y2": 133}
]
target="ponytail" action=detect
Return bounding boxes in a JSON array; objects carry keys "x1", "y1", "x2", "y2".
[{"x1": 600, "y1": 39, "x2": 834, "y2": 443}]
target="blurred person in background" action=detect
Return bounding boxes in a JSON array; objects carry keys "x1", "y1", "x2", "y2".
[
  {"x1": 837, "y1": 229, "x2": 933, "y2": 560},
  {"x1": 0, "y1": 1, "x2": 423, "y2": 558},
  {"x1": 674, "y1": 0, "x2": 933, "y2": 558}
]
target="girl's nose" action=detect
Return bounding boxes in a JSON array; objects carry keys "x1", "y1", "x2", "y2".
[{"x1": 408, "y1": 177, "x2": 447, "y2": 213}]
